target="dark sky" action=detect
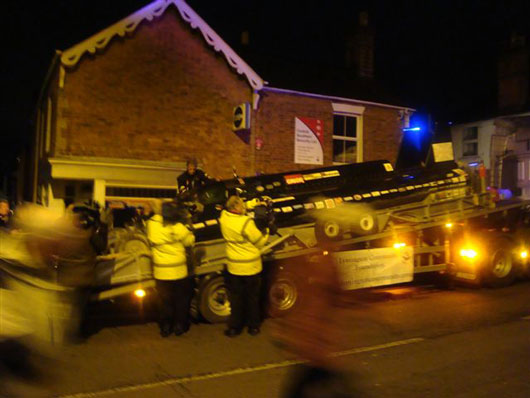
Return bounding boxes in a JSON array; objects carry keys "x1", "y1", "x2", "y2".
[{"x1": 2, "y1": 0, "x2": 530, "y2": 175}]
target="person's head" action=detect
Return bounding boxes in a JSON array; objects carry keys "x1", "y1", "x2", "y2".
[
  {"x1": 186, "y1": 159, "x2": 198, "y2": 175},
  {"x1": 162, "y1": 201, "x2": 191, "y2": 225},
  {"x1": 225, "y1": 195, "x2": 246, "y2": 215},
  {"x1": 0, "y1": 199, "x2": 10, "y2": 219}
]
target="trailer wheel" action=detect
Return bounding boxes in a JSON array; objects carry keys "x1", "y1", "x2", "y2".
[
  {"x1": 483, "y1": 237, "x2": 516, "y2": 288},
  {"x1": 118, "y1": 234, "x2": 150, "y2": 254},
  {"x1": 314, "y1": 219, "x2": 343, "y2": 242},
  {"x1": 198, "y1": 275, "x2": 231, "y2": 323},
  {"x1": 267, "y1": 272, "x2": 299, "y2": 318}
]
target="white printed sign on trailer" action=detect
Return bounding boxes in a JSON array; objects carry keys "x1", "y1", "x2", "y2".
[{"x1": 334, "y1": 247, "x2": 414, "y2": 290}]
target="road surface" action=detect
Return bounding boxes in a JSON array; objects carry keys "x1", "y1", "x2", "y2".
[{"x1": 2, "y1": 281, "x2": 529, "y2": 397}]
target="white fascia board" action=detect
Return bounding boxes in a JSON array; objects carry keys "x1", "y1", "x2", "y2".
[
  {"x1": 262, "y1": 86, "x2": 415, "y2": 112},
  {"x1": 49, "y1": 157, "x2": 184, "y2": 187}
]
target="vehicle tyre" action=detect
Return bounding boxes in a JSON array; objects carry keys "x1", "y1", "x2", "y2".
[
  {"x1": 198, "y1": 275, "x2": 231, "y2": 323},
  {"x1": 118, "y1": 234, "x2": 150, "y2": 254},
  {"x1": 189, "y1": 292, "x2": 200, "y2": 322},
  {"x1": 314, "y1": 218, "x2": 343, "y2": 243},
  {"x1": 267, "y1": 271, "x2": 299, "y2": 318},
  {"x1": 483, "y1": 237, "x2": 516, "y2": 288}
]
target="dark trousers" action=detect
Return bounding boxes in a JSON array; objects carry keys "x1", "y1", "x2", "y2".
[
  {"x1": 226, "y1": 273, "x2": 262, "y2": 330},
  {"x1": 155, "y1": 278, "x2": 193, "y2": 330},
  {"x1": 282, "y1": 365, "x2": 354, "y2": 398}
]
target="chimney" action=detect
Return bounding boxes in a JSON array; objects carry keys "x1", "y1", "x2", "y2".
[
  {"x1": 498, "y1": 32, "x2": 529, "y2": 113},
  {"x1": 345, "y1": 11, "x2": 375, "y2": 79}
]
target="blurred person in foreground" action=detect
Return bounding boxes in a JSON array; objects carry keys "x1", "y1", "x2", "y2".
[
  {"x1": 0, "y1": 202, "x2": 107, "y2": 396},
  {"x1": 219, "y1": 195, "x2": 269, "y2": 337},
  {"x1": 271, "y1": 247, "x2": 356, "y2": 398},
  {"x1": 0, "y1": 202, "x2": 108, "y2": 340},
  {"x1": 147, "y1": 200, "x2": 195, "y2": 337},
  {"x1": 0, "y1": 195, "x2": 13, "y2": 230}
]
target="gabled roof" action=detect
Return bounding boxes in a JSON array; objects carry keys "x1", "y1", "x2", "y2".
[{"x1": 60, "y1": 0, "x2": 265, "y2": 90}]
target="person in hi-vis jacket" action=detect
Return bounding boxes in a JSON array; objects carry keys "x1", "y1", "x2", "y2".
[
  {"x1": 219, "y1": 196, "x2": 269, "y2": 337},
  {"x1": 147, "y1": 201, "x2": 195, "y2": 337}
]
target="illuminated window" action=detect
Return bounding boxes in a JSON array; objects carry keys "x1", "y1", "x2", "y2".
[
  {"x1": 45, "y1": 97, "x2": 52, "y2": 153},
  {"x1": 333, "y1": 114, "x2": 359, "y2": 163},
  {"x1": 462, "y1": 126, "x2": 478, "y2": 156},
  {"x1": 106, "y1": 187, "x2": 175, "y2": 198}
]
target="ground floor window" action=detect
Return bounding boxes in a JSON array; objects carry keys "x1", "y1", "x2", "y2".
[
  {"x1": 333, "y1": 114, "x2": 359, "y2": 163},
  {"x1": 106, "y1": 186, "x2": 176, "y2": 198},
  {"x1": 518, "y1": 161, "x2": 525, "y2": 180}
]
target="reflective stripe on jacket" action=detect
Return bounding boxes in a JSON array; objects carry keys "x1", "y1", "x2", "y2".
[
  {"x1": 219, "y1": 210, "x2": 269, "y2": 276},
  {"x1": 147, "y1": 214, "x2": 195, "y2": 280}
]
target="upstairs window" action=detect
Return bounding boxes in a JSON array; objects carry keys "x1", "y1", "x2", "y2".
[{"x1": 462, "y1": 126, "x2": 478, "y2": 157}]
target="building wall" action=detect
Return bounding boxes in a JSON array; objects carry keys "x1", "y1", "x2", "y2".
[
  {"x1": 56, "y1": 8, "x2": 253, "y2": 179},
  {"x1": 451, "y1": 119, "x2": 496, "y2": 170},
  {"x1": 36, "y1": 5, "x2": 409, "y2": 205},
  {"x1": 514, "y1": 125, "x2": 530, "y2": 198},
  {"x1": 254, "y1": 91, "x2": 403, "y2": 174}
]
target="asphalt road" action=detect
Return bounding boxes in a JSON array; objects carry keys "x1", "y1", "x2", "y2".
[{"x1": 3, "y1": 281, "x2": 529, "y2": 398}]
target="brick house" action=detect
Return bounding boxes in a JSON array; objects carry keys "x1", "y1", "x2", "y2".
[{"x1": 31, "y1": 0, "x2": 413, "y2": 209}]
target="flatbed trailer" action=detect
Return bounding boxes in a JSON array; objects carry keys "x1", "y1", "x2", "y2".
[{"x1": 91, "y1": 190, "x2": 530, "y2": 323}]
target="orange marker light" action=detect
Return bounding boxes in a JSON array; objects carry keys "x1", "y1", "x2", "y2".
[{"x1": 460, "y1": 248, "x2": 478, "y2": 259}]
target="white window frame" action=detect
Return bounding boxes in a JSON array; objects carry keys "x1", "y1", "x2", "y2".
[
  {"x1": 332, "y1": 103, "x2": 364, "y2": 164},
  {"x1": 518, "y1": 161, "x2": 525, "y2": 180}
]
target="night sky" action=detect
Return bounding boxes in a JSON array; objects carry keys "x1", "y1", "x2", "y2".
[{"x1": 2, "y1": 0, "x2": 530, "y2": 176}]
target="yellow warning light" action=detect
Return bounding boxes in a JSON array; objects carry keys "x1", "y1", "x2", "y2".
[
  {"x1": 445, "y1": 222, "x2": 453, "y2": 229},
  {"x1": 520, "y1": 250, "x2": 528, "y2": 259},
  {"x1": 393, "y1": 242, "x2": 406, "y2": 249},
  {"x1": 459, "y1": 248, "x2": 478, "y2": 259},
  {"x1": 134, "y1": 289, "x2": 146, "y2": 298},
  {"x1": 322, "y1": 250, "x2": 329, "y2": 256}
]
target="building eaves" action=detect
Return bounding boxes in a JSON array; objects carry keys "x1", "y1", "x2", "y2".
[
  {"x1": 262, "y1": 87, "x2": 415, "y2": 112},
  {"x1": 59, "y1": 0, "x2": 265, "y2": 90}
]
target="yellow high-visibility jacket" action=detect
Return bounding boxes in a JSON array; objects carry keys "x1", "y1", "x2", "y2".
[
  {"x1": 219, "y1": 210, "x2": 269, "y2": 275},
  {"x1": 147, "y1": 214, "x2": 195, "y2": 280}
]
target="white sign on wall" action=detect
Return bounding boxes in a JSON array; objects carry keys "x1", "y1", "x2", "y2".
[
  {"x1": 334, "y1": 247, "x2": 414, "y2": 290},
  {"x1": 294, "y1": 117, "x2": 324, "y2": 165}
]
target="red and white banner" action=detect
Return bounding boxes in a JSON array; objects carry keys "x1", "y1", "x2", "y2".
[{"x1": 294, "y1": 117, "x2": 324, "y2": 165}]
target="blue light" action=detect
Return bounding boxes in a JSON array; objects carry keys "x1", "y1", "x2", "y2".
[
  {"x1": 468, "y1": 162, "x2": 479, "y2": 167},
  {"x1": 403, "y1": 127, "x2": 421, "y2": 132}
]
